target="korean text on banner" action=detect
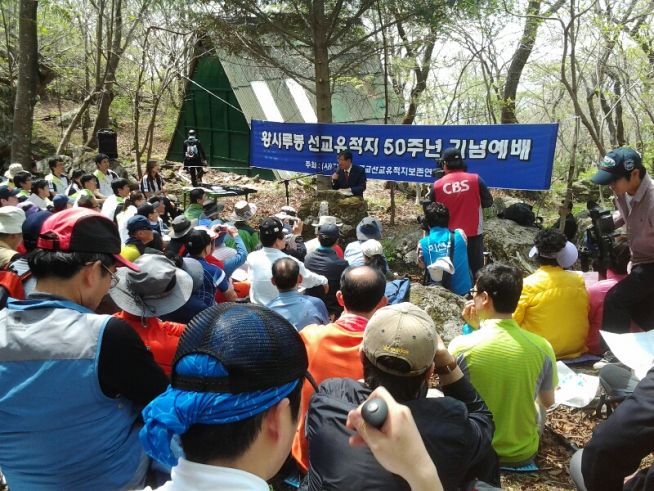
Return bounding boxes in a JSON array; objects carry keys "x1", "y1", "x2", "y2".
[{"x1": 249, "y1": 120, "x2": 558, "y2": 191}]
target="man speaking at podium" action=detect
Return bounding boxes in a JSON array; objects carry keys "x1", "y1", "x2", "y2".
[{"x1": 331, "y1": 150, "x2": 367, "y2": 197}]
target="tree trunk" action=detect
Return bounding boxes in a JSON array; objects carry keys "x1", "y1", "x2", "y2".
[
  {"x1": 87, "y1": 0, "x2": 123, "y2": 148},
  {"x1": 56, "y1": 92, "x2": 98, "y2": 155},
  {"x1": 11, "y1": 0, "x2": 38, "y2": 169},
  {"x1": 501, "y1": 0, "x2": 541, "y2": 124},
  {"x1": 312, "y1": 0, "x2": 332, "y2": 123}
]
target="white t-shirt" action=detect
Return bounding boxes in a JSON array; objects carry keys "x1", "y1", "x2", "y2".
[
  {"x1": 246, "y1": 247, "x2": 327, "y2": 305},
  {"x1": 144, "y1": 459, "x2": 269, "y2": 491}
]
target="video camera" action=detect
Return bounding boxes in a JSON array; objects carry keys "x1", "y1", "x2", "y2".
[
  {"x1": 579, "y1": 208, "x2": 617, "y2": 273},
  {"x1": 416, "y1": 199, "x2": 431, "y2": 232}
]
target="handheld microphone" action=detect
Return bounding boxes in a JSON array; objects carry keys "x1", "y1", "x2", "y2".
[{"x1": 361, "y1": 398, "x2": 388, "y2": 429}]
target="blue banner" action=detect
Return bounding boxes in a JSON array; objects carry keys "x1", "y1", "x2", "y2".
[{"x1": 250, "y1": 120, "x2": 558, "y2": 190}]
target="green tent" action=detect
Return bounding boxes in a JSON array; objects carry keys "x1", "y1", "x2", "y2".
[{"x1": 166, "y1": 50, "x2": 404, "y2": 180}]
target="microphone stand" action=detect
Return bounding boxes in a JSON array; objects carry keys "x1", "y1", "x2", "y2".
[{"x1": 280, "y1": 172, "x2": 324, "y2": 206}]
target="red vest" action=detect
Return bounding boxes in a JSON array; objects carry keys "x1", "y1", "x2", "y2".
[{"x1": 433, "y1": 171, "x2": 483, "y2": 237}]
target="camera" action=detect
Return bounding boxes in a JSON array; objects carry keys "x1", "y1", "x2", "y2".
[
  {"x1": 416, "y1": 199, "x2": 431, "y2": 232},
  {"x1": 579, "y1": 209, "x2": 617, "y2": 273}
]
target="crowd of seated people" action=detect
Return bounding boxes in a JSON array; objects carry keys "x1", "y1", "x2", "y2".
[{"x1": 2, "y1": 145, "x2": 654, "y2": 491}]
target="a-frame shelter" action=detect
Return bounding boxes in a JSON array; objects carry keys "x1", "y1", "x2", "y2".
[{"x1": 166, "y1": 49, "x2": 404, "y2": 180}]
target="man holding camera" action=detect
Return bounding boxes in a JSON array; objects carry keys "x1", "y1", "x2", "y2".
[
  {"x1": 427, "y1": 148, "x2": 493, "y2": 277},
  {"x1": 591, "y1": 147, "x2": 654, "y2": 337}
]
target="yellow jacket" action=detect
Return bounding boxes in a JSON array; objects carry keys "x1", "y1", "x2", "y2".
[{"x1": 514, "y1": 265, "x2": 589, "y2": 359}]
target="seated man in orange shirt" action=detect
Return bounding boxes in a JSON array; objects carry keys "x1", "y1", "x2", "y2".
[
  {"x1": 292, "y1": 265, "x2": 387, "y2": 472},
  {"x1": 110, "y1": 254, "x2": 193, "y2": 376}
]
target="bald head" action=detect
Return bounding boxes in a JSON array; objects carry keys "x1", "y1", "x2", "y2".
[
  {"x1": 339, "y1": 266, "x2": 386, "y2": 314},
  {"x1": 271, "y1": 257, "x2": 300, "y2": 291}
]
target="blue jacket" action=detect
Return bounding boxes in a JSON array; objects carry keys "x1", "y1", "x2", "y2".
[
  {"x1": 0, "y1": 297, "x2": 145, "y2": 489},
  {"x1": 419, "y1": 226, "x2": 472, "y2": 296}
]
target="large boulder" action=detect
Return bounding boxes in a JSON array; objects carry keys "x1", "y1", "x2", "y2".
[
  {"x1": 484, "y1": 217, "x2": 537, "y2": 275},
  {"x1": 410, "y1": 283, "x2": 466, "y2": 343},
  {"x1": 298, "y1": 190, "x2": 368, "y2": 240},
  {"x1": 571, "y1": 179, "x2": 600, "y2": 203},
  {"x1": 388, "y1": 229, "x2": 424, "y2": 276}
]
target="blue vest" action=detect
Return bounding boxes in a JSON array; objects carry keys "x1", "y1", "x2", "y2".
[
  {"x1": 0, "y1": 297, "x2": 145, "y2": 490},
  {"x1": 420, "y1": 227, "x2": 472, "y2": 296}
]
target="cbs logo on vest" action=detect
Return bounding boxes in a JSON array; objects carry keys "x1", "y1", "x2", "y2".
[{"x1": 442, "y1": 180, "x2": 470, "y2": 194}]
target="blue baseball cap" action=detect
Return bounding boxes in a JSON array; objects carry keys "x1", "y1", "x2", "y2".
[{"x1": 127, "y1": 215, "x2": 152, "y2": 234}]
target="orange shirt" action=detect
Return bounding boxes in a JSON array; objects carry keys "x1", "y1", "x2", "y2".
[
  {"x1": 113, "y1": 311, "x2": 186, "y2": 376},
  {"x1": 292, "y1": 313, "x2": 369, "y2": 472}
]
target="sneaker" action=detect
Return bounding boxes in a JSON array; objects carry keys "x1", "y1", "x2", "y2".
[{"x1": 593, "y1": 351, "x2": 621, "y2": 370}]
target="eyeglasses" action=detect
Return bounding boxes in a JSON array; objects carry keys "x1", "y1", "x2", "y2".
[
  {"x1": 101, "y1": 263, "x2": 120, "y2": 288},
  {"x1": 468, "y1": 288, "x2": 480, "y2": 297}
]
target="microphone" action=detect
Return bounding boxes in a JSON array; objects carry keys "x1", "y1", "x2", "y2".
[{"x1": 361, "y1": 398, "x2": 388, "y2": 429}]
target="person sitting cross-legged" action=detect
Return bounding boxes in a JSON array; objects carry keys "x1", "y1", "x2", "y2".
[
  {"x1": 110, "y1": 255, "x2": 192, "y2": 376},
  {"x1": 449, "y1": 263, "x2": 558, "y2": 468},
  {"x1": 292, "y1": 265, "x2": 388, "y2": 472},
  {"x1": 266, "y1": 257, "x2": 329, "y2": 331},
  {"x1": 139, "y1": 303, "x2": 309, "y2": 491},
  {"x1": 417, "y1": 201, "x2": 471, "y2": 296},
  {"x1": 305, "y1": 303, "x2": 500, "y2": 491},
  {"x1": 513, "y1": 229, "x2": 589, "y2": 359}
]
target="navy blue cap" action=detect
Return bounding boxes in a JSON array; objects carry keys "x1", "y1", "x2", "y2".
[
  {"x1": 127, "y1": 215, "x2": 152, "y2": 233},
  {"x1": 591, "y1": 147, "x2": 642, "y2": 185},
  {"x1": 0, "y1": 186, "x2": 20, "y2": 200}
]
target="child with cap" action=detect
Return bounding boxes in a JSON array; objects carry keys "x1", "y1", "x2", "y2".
[
  {"x1": 0, "y1": 206, "x2": 26, "y2": 268},
  {"x1": 0, "y1": 185, "x2": 20, "y2": 207},
  {"x1": 304, "y1": 302, "x2": 499, "y2": 490},
  {"x1": 139, "y1": 303, "x2": 308, "y2": 489},
  {"x1": 110, "y1": 255, "x2": 192, "y2": 376},
  {"x1": 52, "y1": 193, "x2": 71, "y2": 212},
  {"x1": 0, "y1": 207, "x2": 167, "y2": 489},
  {"x1": 514, "y1": 228, "x2": 589, "y2": 359},
  {"x1": 121, "y1": 215, "x2": 155, "y2": 262},
  {"x1": 117, "y1": 190, "x2": 146, "y2": 242}
]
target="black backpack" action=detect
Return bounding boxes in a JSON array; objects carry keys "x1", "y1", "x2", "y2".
[{"x1": 500, "y1": 203, "x2": 536, "y2": 227}]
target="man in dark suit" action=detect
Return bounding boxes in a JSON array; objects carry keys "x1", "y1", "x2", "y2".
[{"x1": 331, "y1": 150, "x2": 367, "y2": 197}]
